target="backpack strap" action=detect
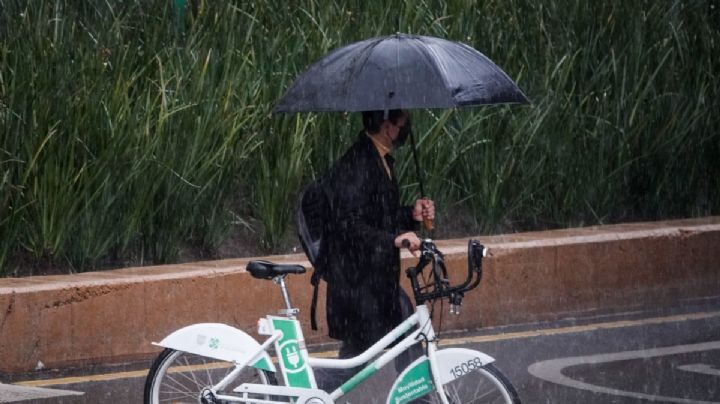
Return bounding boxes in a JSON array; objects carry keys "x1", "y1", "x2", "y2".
[
  {"x1": 310, "y1": 280, "x2": 320, "y2": 331},
  {"x1": 297, "y1": 178, "x2": 332, "y2": 332},
  {"x1": 309, "y1": 267, "x2": 322, "y2": 330}
]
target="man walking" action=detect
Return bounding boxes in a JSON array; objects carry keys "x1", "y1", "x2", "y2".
[{"x1": 319, "y1": 109, "x2": 434, "y2": 390}]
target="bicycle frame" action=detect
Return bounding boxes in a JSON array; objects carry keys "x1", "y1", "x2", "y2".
[
  {"x1": 150, "y1": 240, "x2": 507, "y2": 404},
  {"x1": 208, "y1": 304, "x2": 449, "y2": 404},
  {"x1": 310, "y1": 305, "x2": 436, "y2": 401}
]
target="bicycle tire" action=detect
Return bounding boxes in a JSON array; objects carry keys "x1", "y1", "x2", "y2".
[
  {"x1": 144, "y1": 348, "x2": 277, "y2": 404},
  {"x1": 428, "y1": 363, "x2": 520, "y2": 404}
]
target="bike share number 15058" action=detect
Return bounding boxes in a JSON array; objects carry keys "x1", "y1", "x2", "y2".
[{"x1": 449, "y1": 357, "x2": 484, "y2": 379}]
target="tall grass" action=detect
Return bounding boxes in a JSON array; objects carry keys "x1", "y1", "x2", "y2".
[
  {"x1": 1, "y1": 0, "x2": 718, "y2": 274},
  {"x1": 395, "y1": 0, "x2": 720, "y2": 233},
  {"x1": 0, "y1": 1, "x2": 264, "y2": 272}
]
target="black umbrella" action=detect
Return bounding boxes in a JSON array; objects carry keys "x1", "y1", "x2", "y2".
[{"x1": 275, "y1": 33, "x2": 529, "y2": 228}]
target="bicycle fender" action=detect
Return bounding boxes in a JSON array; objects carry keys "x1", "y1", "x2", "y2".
[
  {"x1": 434, "y1": 348, "x2": 495, "y2": 384},
  {"x1": 387, "y1": 349, "x2": 497, "y2": 404},
  {"x1": 153, "y1": 323, "x2": 275, "y2": 372}
]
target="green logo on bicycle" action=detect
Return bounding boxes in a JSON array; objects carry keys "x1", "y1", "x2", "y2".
[
  {"x1": 389, "y1": 358, "x2": 434, "y2": 403},
  {"x1": 280, "y1": 340, "x2": 305, "y2": 372},
  {"x1": 272, "y1": 317, "x2": 312, "y2": 388},
  {"x1": 208, "y1": 337, "x2": 220, "y2": 349}
]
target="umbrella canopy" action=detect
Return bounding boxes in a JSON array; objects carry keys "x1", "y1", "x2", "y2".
[{"x1": 273, "y1": 33, "x2": 529, "y2": 113}]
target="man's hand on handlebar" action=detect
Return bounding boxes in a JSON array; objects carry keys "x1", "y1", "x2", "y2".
[{"x1": 395, "y1": 232, "x2": 421, "y2": 256}]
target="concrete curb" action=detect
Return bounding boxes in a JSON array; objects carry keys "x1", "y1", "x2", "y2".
[{"x1": 1, "y1": 217, "x2": 718, "y2": 374}]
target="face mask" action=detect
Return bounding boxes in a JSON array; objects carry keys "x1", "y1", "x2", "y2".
[{"x1": 394, "y1": 117, "x2": 412, "y2": 148}]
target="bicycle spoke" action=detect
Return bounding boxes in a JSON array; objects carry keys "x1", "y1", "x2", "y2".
[
  {"x1": 159, "y1": 385, "x2": 196, "y2": 401},
  {"x1": 435, "y1": 366, "x2": 515, "y2": 404},
  {"x1": 182, "y1": 355, "x2": 203, "y2": 388},
  {"x1": 160, "y1": 372, "x2": 197, "y2": 395},
  {"x1": 169, "y1": 368, "x2": 204, "y2": 391},
  {"x1": 203, "y1": 359, "x2": 214, "y2": 385},
  {"x1": 158, "y1": 390, "x2": 196, "y2": 402},
  {"x1": 146, "y1": 349, "x2": 276, "y2": 404}
]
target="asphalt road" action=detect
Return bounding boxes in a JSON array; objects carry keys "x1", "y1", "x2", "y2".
[{"x1": 4, "y1": 296, "x2": 720, "y2": 403}]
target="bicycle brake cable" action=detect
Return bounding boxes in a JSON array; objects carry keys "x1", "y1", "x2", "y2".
[
  {"x1": 438, "y1": 296, "x2": 444, "y2": 338},
  {"x1": 420, "y1": 301, "x2": 436, "y2": 356}
]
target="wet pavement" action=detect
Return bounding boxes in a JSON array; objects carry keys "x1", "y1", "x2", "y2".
[{"x1": 3, "y1": 296, "x2": 720, "y2": 403}]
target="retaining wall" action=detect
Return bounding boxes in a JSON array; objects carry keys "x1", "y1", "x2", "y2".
[{"x1": 1, "y1": 217, "x2": 719, "y2": 374}]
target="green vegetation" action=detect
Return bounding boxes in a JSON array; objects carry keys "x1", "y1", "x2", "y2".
[{"x1": 1, "y1": 1, "x2": 718, "y2": 275}]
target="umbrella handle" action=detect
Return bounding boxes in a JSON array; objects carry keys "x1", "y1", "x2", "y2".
[{"x1": 409, "y1": 128, "x2": 434, "y2": 232}]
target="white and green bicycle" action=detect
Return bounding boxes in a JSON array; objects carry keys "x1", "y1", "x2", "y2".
[{"x1": 143, "y1": 239, "x2": 520, "y2": 403}]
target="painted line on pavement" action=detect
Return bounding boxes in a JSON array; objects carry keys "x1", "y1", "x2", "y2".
[
  {"x1": 0, "y1": 383, "x2": 83, "y2": 402},
  {"x1": 528, "y1": 340, "x2": 720, "y2": 403},
  {"x1": 678, "y1": 364, "x2": 720, "y2": 377},
  {"x1": 437, "y1": 310, "x2": 720, "y2": 346},
  {"x1": 16, "y1": 310, "x2": 720, "y2": 388},
  {"x1": 15, "y1": 350, "x2": 337, "y2": 388},
  {"x1": 15, "y1": 369, "x2": 152, "y2": 388}
]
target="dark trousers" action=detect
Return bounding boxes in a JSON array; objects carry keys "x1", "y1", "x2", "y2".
[{"x1": 316, "y1": 290, "x2": 424, "y2": 393}]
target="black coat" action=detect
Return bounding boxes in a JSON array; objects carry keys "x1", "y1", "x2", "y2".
[{"x1": 323, "y1": 133, "x2": 418, "y2": 344}]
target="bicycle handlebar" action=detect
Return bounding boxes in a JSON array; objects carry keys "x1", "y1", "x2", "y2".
[{"x1": 405, "y1": 239, "x2": 485, "y2": 307}]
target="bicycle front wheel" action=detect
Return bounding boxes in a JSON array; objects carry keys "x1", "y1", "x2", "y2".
[
  {"x1": 428, "y1": 363, "x2": 520, "y2": 404},
  {"x1": 144, "y1": 348, "x2": 277, "y2": 404}
]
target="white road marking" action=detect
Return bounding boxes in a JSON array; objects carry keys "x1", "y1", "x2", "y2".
[
  {"x1": 678, "y1": 364, "x2": 720, "y2": 377},
  {"x1": 0, "y1": 383, "x2": 83, "y2": 402},
  {"x1": 528, "y1": 340, "x2": 720, "y2": 403}
]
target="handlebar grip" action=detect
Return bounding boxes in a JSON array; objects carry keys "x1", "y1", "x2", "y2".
[
  {"x1": 423, "y1": 218, "x2": 434, "y2": 231},
  {"x1": 401, "y1": 239, "x2": 411, "y2": 249}
]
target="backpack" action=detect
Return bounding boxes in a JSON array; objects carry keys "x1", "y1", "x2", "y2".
[{"x1": 296, "y1": 176, "x2": 332, "y2": 330}]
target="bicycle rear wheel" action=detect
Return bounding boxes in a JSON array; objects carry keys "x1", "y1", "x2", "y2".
[
  {"x1": 144, "y1": 348, "x2": 277, "y2": 403},
  {"x1": 429, "y1": 363, "x2": 520, "y2": 404}
]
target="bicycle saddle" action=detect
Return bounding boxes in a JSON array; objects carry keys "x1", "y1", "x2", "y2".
[{"x1": 246, "y1": 260, "x2": 307, "y2": 279}]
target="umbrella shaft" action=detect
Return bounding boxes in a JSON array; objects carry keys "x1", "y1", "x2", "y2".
[{"x1": 409, "y1": 130, "x2": 426, "y2": 197}]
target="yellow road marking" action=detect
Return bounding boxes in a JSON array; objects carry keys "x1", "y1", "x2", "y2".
[
  {"x1": 16, "y1": 350, "x2": 337, "y2": 388},
  {"x1": 16, "y1": 310, "x2": 720, "y2": 388},
  {"x1": 438, "y1": 310, "x2": 720, "y2": 346},
  {"x1": 17, "y1": 369, "x2": 151, "y2": 387}
]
